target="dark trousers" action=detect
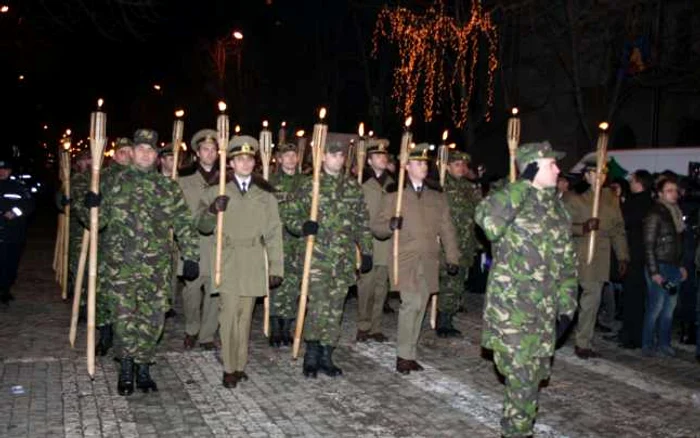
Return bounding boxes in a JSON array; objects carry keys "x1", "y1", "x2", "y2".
[
  {"x1": 0, "y1": 239, "x2": 23, "y2": 291},
  {"x1": 620, "y1": 258, "x2": 646, "y2": 347}
]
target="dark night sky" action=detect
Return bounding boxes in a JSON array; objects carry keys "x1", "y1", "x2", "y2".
[{"x1": 1, "y1": 0, "x2": 391, "y2": 162}]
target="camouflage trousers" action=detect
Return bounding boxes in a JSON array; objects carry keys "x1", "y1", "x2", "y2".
[
  {"x1": 493, "y1": 351, "x2": 552, "y2": 438},
  {"x1": 96, "y1": 270, "x2": 117, "y2": 327},
  {"x1": 113, "y1": 285, "x2": 167, "y2": 363},
  {"x1": 270, "y1": 267, "x2": 300, "y2": 319},
  {"x1": 437, "y1": 264, "x2": 469, "y2": 315},
  {"x1": 303, "y1": 275, "x2": 351, "y2": 347},
  {"x1": 356, "y1": 265, "x2": 389, "y2": 333}
]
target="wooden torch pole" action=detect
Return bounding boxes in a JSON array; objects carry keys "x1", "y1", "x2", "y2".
[
  {"x1": 392, "y1": 117, "x2": 412, "y2": 287},
  {"x1": 260, "y1": 121, "x2": 273, "y2": 337},
  {"x1": 292, "y1": 108, "x2": 328, "y2": 359},
  {"x1": 69, "y1": 230, "x2": 89, "y2": 348},
  {"x1": 587, "y1": 122, "x2": 609, "y2": 265},
  {"x1": 356, "y1": 123, "x2": 366, "y2": 184},
  {"x1": 507, "y1": 108, "x2": 521, "y2": 183},
  {"x1": 214, "y1": 101, "x2": 229, "y2": 287},
  {"x1": 171, "y1": 109, "x2": 185, "y2": 181},
  {"x1": 87, "y1": 98, "x2": 107, "y2": 378},
  {"x1": 431, "y1": 130, "x2": 451, "y2": 329},
  {"x1": 60, "y1": 141, "x2": 72, "y2": 300}
]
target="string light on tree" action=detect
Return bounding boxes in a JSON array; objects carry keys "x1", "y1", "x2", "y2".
[{"x1": 373, "y1": 2, "x2": 498, "y2": 127}]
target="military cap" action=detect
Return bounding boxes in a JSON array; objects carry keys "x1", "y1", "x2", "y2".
[
  {"x1": 227, "y1": 135, "x2": 258, "y2": 158},
  {"x1": 516, "y1": 141, "x2": 565, "y2": 171},
  {"x1": 133, "y1": 129, "x2": 159, "y2": 148},
  {"x1": 366, "y1": 139, "x2": 389, "y2": 155},
  {"x1": 191, "y1": 129, "x2": 218, "y2": 152},
  {"x1": 158, "y1": 142, "x2": 174, "y2": 157},
  {"x1": 277, "y1": 143, "x2": 298, "y2": 154},
  {"x1": 448, "y1": 150, "x2": 471, "y2": 163},
  {"x1": 114, "y1": 137, "x2": 134, "y2": 150},
  {"x1": 407, "y1": 142, "x2": 433, "y2": 161},
  {"x1": 325, "y1": 140, "x2": 348, "y2": 154}
]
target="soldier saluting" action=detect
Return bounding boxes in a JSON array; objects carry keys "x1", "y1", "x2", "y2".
[
  {"x1": 356, "y1": 139, "x2": 394, "y2": 343},
  {"x1": 198, "y1": 135, "x2": 284, "y2": 389},
  {"x1": 372, "y1": 143, "x2": 460, "y2": 374},
  {"x1": 475, "y1": 141, "x2": 578, "y2": 438},
  {"x1": 268, "y1": 142, "x2": 307, "y2": 347},
  {"x1": 179, "y1": 129, "x2": 221, "y2": 350},
  {"x1": 84, "y1": 129, "x2": 200, "y2": 396}
]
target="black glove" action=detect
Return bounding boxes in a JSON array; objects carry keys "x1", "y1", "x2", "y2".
[
  {"x1": 520, "y1": 161, "x2": 539, "y2": 181},
  {"x1": 269, "y1": 275, "x2": 283, "y2": 289},
  {"x1": 60, "y1": 195, "x2": 71, "y2": 208},
  {"x1": 446, "y1": 264, "x2": 459, "y2": 276},
  {"x1": 556, "y1": 314, "x2": 572, "y2": 340},
  {"x1": 209, "y1": 195, "x2": 230, "y2": 214},
  {"x1": 582, "y1": 218, "x2": 600, "y2": 234},
  {"x1": 360, "y1": 254, "x2": 373, "y2": 274},
  {"x1": 182, "y1": 260, "x2": 200, "y2": 281},
  {"x1": 302, "y1": 220, "x2": 319, "y2": 236},
  {"x1": 389, "y1": 216, "x2": 403, "y2": 231},
  {"x1": 84, "y1": 191, "x2": 101, "y2": 208}
]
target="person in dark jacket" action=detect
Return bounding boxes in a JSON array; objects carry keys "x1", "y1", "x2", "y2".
[
  {"x1": 642, "y1": 178, "x2": 687, "y2": 357},
  {"x1": 619, "y1": 170, "x2": 654, "y2": 348}
]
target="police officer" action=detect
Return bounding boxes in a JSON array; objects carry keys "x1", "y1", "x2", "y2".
[{"x1": 0, "y1": 157, "x2": 34, "y2": 304}]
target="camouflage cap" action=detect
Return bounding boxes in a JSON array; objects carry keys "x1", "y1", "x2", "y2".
[
  {"x1": 133, "y1": 129, "x2": 159, "y2": 148},
  {"x1": 191, "y1": 129, "x2": 218, "y2": 152},
  {"x1": 366, "y1": 139, "x2": 389, "y2": 155},
  {"x1": 114, "y1": 137, "x2": 134, "y2": 150},
  {"x1": 448, "y1": 150, "x2": 471, "y2": 163},
  {"x1": 408, "y1": 142, "x2": 433, "y2": 161},
  {"x1": 516, "y1": 141, "x2": 565, "y2": 171},
  {"x1": 325, "y1": 140, "x2": 348, "y2": 154},
  {"x1": 227, "y1": 135, "x2": 258, "y2": 158},
  {"x1": 276, "y1": 142, "x2": 298, "y2": 154},
  {"x1": 158, "y1": 142, "x2": 174, "y2": 157}
]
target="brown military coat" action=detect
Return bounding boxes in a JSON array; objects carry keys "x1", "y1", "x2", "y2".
[
  {"x1": 362, "y1": 172, "x2": 395, "y2": 266},
  {"x1": 564, "y1": 187, "x2": 629, "y2": 282},
  {"x1": 372, "y1": 183, "x2": 460, "y2": 293},
  {"x1": 197, "y1": 175, "x2": 284, "y2": 297},
  {"x1": 178, "y1": 169, "x2": 216, "y2": 276}
]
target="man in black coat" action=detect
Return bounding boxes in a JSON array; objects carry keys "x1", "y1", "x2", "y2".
[{"x1": 619, "y1": 170, "x2": 654, "y2": 348}]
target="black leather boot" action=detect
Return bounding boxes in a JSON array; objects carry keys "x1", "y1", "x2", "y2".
[
  {"x1": 96, "y1": 324, "x2": 114, "y2": 356},
  {"x1": 269, "y1": 316, "x2": 282, "y2": 347},
  {"x1": 281, "y1": 319, "x2": 294, "y2": 346},
  {"x1": 135, "y1": 363, "x2": 158, "y2": 393},
  {"x1": 117, "y1": 357, "x2": 134, "y2": 396},
  {"x1": 436, "y1": 312, "x2": 461, "y2": 338},
  {"x1": 303, "y1": 341, "x2": 320, "y2": 378},
  {"x1": 319, "y1": 345, "x2": 343, "y2": 377}
]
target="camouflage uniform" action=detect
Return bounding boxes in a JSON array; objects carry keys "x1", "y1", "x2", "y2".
[
  {"x1": 474, "y1": 142, "x2": 578, "y2": 438},
  {"x1": 286, "y1": 142, "x2": 373, "y2": 360},
  {"x1": 438, "y1": 152, "x2": 481, "y2": 323},
  {"x1": 269, "y1": 165, "x2": 307, "y2": 320},
  {"x1": 98, "y1": 159, "x2": 198, "y2": 364}
]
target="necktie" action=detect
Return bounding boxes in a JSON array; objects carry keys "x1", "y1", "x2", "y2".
[{"x1": 241, "y1": 182, "x2": 247, "y2": 193}]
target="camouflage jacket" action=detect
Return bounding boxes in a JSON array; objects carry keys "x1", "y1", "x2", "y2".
[
  {"x1": 95, "y1": 166, "x2": 199, "y2": 277},
  {"x1": 269, "y1": 170, "x2": 308, "y2": 251},
  {"x1": 475, "y1": 180, "x2": 578, "y2": 358},
  {"x1": 443, "y1": 174, "x2": 481, "y2": 266},
  {"x1": 286, "y1": 171, "x2": 373, "y2": 283}
]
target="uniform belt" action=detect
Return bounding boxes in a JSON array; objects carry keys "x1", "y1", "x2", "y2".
[{"x1": 227, "y1": 236, "x2": 263, "y2": 248}]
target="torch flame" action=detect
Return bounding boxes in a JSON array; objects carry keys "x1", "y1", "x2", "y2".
[
  {"x1": 442, "y1": 130, "x2": 448, "y2": 141},
  {"x1": 448, "y1": 143, "x2": 457, "y2": 149},
  {"x1": 97, "y1": 98, "x2": 104, "y2": 109},
  {"x1": 599, "y1": 122, "x2": 609, "y2": 131},
  {"x1": 281, "y1": 121, "x2": 286, "y2": 127},
  {"x1": 234, "y1": 125, "x2": 241, "y2": 133},
  {"x1": 263, "y1": 120, "x2": 269, "y2": 128},
  {"x1": 296, "y1": 130, "x2": 305, "y2": 137},
  {"x1": 319, "y1": 108, "x2": 327, "y2": 120},
  {"x1": 175, "y1": 109, "x2": 185, "y2": 118},
  {"x1": 66, "y1": 129, "x2": 72, "y2": 136},
  {"x1": 63, "y1": 140, "x2": 71, "y2": 151},
  {"x1": 368, "y1": 130, "x2": 374, "y2": 137},
  {"x1": 218, "y1": 101, "x2": 227, "y2": 113},
  {"x1": 358, "y1": 123, "x2": 365, "y2": 137},
  {"x1": 511, "y1": 107, "x2": 519, "y2": 116},
  {"x1": 405, "y1": 117, "x2": 413, "y2": 128}
]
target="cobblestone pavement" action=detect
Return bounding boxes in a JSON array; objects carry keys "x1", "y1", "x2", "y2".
[{"x1": 1, "y1": 215, "x2": 700, "y2": 437}]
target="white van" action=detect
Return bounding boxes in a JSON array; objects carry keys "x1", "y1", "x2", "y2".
[{"x1": 570, "y1": 147, "x2": 700, "y2": 176}]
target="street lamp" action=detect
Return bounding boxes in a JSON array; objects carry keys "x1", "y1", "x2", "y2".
[
  {"x1": 233, "y1": 31, "x2": 243, "y2": 40},
  {"x1": 1, "y1": 5, "x2": 9, "y2": 13}
]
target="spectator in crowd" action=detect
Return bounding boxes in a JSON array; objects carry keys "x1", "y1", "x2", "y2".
[
  {"x1": 678, "y1": 177, "x2": 699, "y2": 346},
  {"x1": 619, "y1": 170, "x2": 655, "y2": 348},
  {"x1": 642, "y1": 178, "x2": 687, "y2": 357}
]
